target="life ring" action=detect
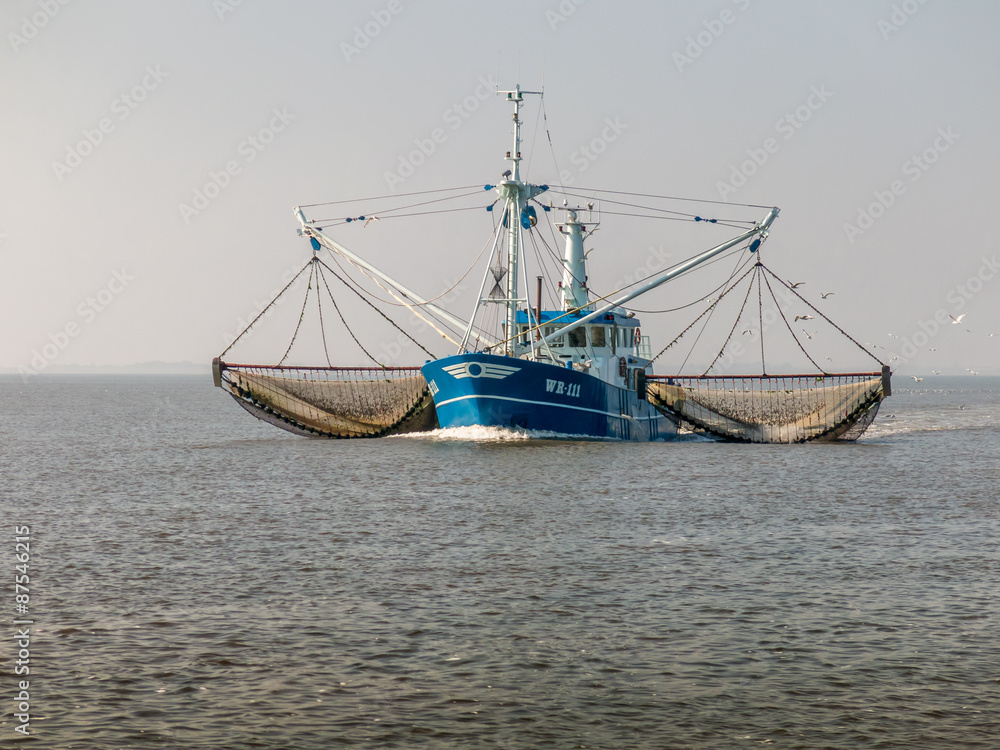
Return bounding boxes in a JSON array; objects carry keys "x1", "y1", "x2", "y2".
[{"x1": 633, "y1": 327, "x2": 642, "y2": 346}]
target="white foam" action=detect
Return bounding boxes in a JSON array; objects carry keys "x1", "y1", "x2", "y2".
[{"x1": 391, "y1": 425, "x2": 616, "y2": 442}]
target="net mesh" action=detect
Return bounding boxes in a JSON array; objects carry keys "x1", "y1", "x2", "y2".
[
  {"x1": 218, "y1": 362, "x2": 437, "y2": 438},
  {"x1": 646, "y1": 373, "x2": 887, "y2": 443}
]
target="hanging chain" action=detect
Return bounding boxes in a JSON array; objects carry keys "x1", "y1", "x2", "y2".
[
  {"x1": 760, "y1": 269, "x2": 825, "y2": 374},
  {"x1": 220, "y1": 258, "x2": 315, "y2": 359},
  {"x1": 701, "y1": 263, "x2": 761, "y2": 375},
  {"x1": 315, "y1": 262, "x2": 385, "y2": 367},
  {"x1": 278, "y1": 261, "x2": 316, "y2": 366},
  {"x1": 760, "y1": 264, "x2": 885, "y2": 367}
]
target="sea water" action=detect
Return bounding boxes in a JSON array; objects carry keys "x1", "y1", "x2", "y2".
[{"x1": 1, "y1": 375, "x2": 998, "y2": 749}]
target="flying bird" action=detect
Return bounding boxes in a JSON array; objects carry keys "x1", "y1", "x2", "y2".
[
  {"x1": 742, "y1": 328, "x2": 753, "y2": 336},
  {"x1": 950, "y1": 313, "x2": 966, "y2": 324},
  {"x1": 911, "y1": 376, "x2": 923, "y2": 382},
  {"x1": 931, "y1": 370, "x2": 941, "y2": 375},
  {"x1": 363, "y1": 216, "x2": 380, "y2": 227},
  {"x1": 820, "y1": 292, "x2": 834, "y2": 299},
  {"x1": 928, "y1": 348, "x2": 937, "y2": 351},
  {"x1": 888, "y1": 333, "x2": 899, "y2": 339},
  {"x1": 794, "y1": 315, "x2": 813, "y2": 321},
  {"x1": 789, "y1": 281, "x2": 805, "y2": 289},
  {"x1": 803, "y1": 330, "x2": 817, "y2": 339}
]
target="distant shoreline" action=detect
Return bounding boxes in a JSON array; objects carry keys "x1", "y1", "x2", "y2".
[{"x1": 0, "y1": 362, "x2": 209, "y2": 376}]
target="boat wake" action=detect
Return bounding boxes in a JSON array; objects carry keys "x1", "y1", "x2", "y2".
[{"x1": 391, "y1": 425, "x2": 620, "y2": 442}]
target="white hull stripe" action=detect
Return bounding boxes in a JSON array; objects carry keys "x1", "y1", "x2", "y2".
[{"x1": 434, "y1": 393, "x2": 666, "y2": 423}]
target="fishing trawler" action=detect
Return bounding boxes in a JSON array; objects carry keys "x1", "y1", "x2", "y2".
[{"x1": 214, "y1": 84, "x2": 890, "y2": 443}]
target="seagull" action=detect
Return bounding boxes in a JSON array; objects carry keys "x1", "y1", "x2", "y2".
[
  {"x1": 363, "y1": 216, "x2": 380, "y2": 227},
  {"x1": 928, "y1": 348, "x2": 937, "y2": 351},
  {"x1": 890, "y1": 356, "x2": 899, "y2": 362},
  {"x1": 988, "y1": 333, "x2": 998, "y2": 338},
  {"x1": 820, "y1": 292, "x2": 834, "y2": 299},
  {"x1": 789, "y1": 281, "x2": 805, "y2": 289},
  {"x1": 967, "y1": 368, "x2": 979, "y2": 375},
  {"x1": 911, "y1": 376, "x2": 923, "y2": 382},
  {"x1": 959, "y1": 404, "x2": 966, "y2": 410},
  {"x1": 803, "y1": 329, "x2": 817, "y2": 339},
  {"x1": 794, "y1": 315, "x2": 813, "y2": 322},
  {"x1": 931, "y1": 370, "x2": 940, "y2": 375},
  {"x1": 950, "y1": 313, "x2": 966, "y2": 324},
  {"x1": 742, "y1": 328, "x2": 753, "y2": 336},
  {"x1": 888, "y1": 333, "x2": 899, "y2": 339}
]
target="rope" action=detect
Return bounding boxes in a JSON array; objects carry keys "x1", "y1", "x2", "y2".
[
  {"x1": 544, "y1": 186, "x2": 774, "y2": 210},
  {"x1": 625, "y1": 251, "x2": 754, "y2": 314},
  {"x1": 648, "y1": 257, "x2": 756, "y2": 365},
  {"x1": 297, "y1": 184, "x2": 483, "y2": 209},
  {"x1": 321, "y1": 222, "x2": 497, "y2": 310},
  {"x1": 315, "y1": 257, "x2": 436, "y2": 360},
  {"x1": 674, "y1": 253, "x2": 751, "y2": 374},
  {"x1": 313, "y1": 204, "x2": 486, "y2": 227}
]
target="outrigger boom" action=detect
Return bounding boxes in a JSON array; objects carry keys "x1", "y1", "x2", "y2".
[{"x1": 538, "y1": 206, "x2": 780, "y2": 350}]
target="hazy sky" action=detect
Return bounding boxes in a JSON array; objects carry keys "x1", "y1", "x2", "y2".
[{"x1": 3, "y1": 0, "x2": 999, "y2": 375}]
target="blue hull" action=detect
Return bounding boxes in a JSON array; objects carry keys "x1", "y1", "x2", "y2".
[{"x1": 421, "y1": 354, "x2": 676, "y2": 441}]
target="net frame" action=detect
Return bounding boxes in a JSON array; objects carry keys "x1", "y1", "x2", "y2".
[
  {"x1": 645, "y1": 371, "x2": 888, "y2": 443},
  {"x1": 216, "y1": 361, "x2": 438, "y2": 439}
]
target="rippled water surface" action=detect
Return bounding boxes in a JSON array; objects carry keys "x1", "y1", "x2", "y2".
[{"x1": 2, "y1": 375, "x2": 999, "y2": 749}]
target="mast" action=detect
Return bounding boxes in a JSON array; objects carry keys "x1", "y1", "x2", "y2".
[{"x1": 494, "y1": 84, "x2": 546, "y2": 355}]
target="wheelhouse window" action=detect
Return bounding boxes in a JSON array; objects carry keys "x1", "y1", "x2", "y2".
[
  {"x1": 568, "y1": 327, "x2": 586, "y2": 348},
  {"x1": 544, "y1": 326, "x2": 564, "y2": 347},
  {"x1": 590, "y1": 326, "x2": 606, "y2": 348}
]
